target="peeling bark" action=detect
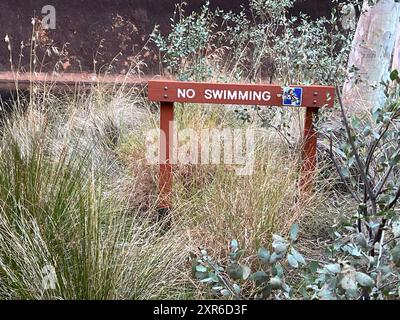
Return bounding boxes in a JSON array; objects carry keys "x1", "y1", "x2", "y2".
[{"x1": 342, "y1": 0, "x2": 400, "y2": 111}]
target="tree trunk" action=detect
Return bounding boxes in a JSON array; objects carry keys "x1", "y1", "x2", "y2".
[
  {"x1": 392, "y1": 23, "x2": 400, "y2": 71},
  {"x1": 342, "y1": 0, "x2": 400, "y2": 111}
]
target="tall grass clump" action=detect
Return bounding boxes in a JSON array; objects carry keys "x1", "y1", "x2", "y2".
[{"x1": 0, "y1": 89, "x2": 189, "y2": 300}]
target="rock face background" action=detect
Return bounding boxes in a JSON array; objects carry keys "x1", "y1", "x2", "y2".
[{"x1": 0, "y1": 0, "x2": 339, "y2": 74}]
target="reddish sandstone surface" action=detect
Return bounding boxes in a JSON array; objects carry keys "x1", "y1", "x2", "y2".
[{"x1": 0, "y1": 0, "x2": 338, "y2": 75}]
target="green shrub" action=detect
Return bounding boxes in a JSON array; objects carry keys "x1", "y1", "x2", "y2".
[{"x1": 152, "y1": 0, "x2": 353, "y2": 84}]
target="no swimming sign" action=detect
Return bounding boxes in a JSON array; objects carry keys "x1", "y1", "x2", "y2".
[{"x1": 148, "y1": 80, "x2": 333, "y2": 108}]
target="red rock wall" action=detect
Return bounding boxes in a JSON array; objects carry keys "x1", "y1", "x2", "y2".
[{"x1": 0, "y1": 0, "x2": 339, "y2": 74}]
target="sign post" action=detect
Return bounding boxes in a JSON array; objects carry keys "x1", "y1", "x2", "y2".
[
  {"x1": 148, "y1": 80, "x2": 335, "y2": 213},
  {"x1": 159, "y1": 101, "x2": 174, "y2": 211}
]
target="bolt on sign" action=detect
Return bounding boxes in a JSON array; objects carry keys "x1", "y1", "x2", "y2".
[{"x1": 148, "y1": 80, "x2": 335, "y2": 212}]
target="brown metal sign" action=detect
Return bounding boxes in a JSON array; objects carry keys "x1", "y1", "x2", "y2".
[{"x1": 148, "y1": 80, "x2": 334, "y2": 108}]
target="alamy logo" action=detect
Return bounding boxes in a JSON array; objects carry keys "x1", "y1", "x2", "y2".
[
  {"x1": 41, "y1": 5, "x2": 56, "y2": 30},
  {"x1": 42, "y1": 264, "x2": 58, "y2": 290},
  {"x1": 146, "y1": 124, "x2": 257, "y2": 176}
]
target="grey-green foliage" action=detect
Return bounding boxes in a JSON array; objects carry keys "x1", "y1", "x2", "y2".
[
  {"x1": 314, "y1": 71, "x2": 400, "y2": 300},
  {"x1": 303, "y1": 224, "x2": 400, "y2": 300},
  {"x1": 190, "y1": 73, "x2": 400, "y2": 300},
  {"x1": 329, "y1": 71, "x2": 399, "y2": 243},
  {"x1": 151, "y1": 1, "x2": 216, "y2": 81},
  {"x1": 191, "y1": 223, "x2": 400, "y2": 300},
  {"x1": 152, "y1": 0, "x2": 353, "y2": 84},
  {"x1": 304, "y1": 72, "x2": 400, "y2": 300},
  {"x1": 273, "y1": 12, "x2": 352, "y2": 84},
  {"x1": 250, "y1": 0, "x2": 295, "y2": 20},
  {"x1": 190, "y1": 224, "x2": 306, "y2": 300}
]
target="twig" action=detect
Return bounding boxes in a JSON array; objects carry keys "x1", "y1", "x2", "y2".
[
  {"x1": 374, "y1": 164, "x2": 395, "y2": 196},
  {"x1": 255, "y1": 107, "x2": 293, "y2": 147},
  {"x1": 201, "y1": 252, "x2": 242, "y2": 300},
  {"x1": 382, "y1": 236, "x2": 400, "y2": 247},
  {"x1": 372, "y1": 219, "x2": 387, "y2": 255},
  {"x1": 365, "y1": 122, "x2": 391, "y2": 176},
  {"x1": 376, "y1": 229, "x2": 385, "y2": 269},
  {"x1": 378, "y1": 279, "x2": 400, "y2": 291},
  {"x1": 329, "y1": 135, "x2": 361, "y2": 203},
  {"x1": 386, "y1": 187, "x2": 400, "y2": 210},
  {"x1": 335, "y1": 86, "x2": 377, "y2": 216}
]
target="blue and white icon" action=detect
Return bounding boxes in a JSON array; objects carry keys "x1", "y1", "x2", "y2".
[{"x1": 282, "y1": 87, "x2": 303, "y2": 107}]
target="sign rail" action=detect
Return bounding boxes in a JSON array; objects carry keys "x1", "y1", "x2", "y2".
[{"x1": 148, "y1": 80, "x2": 335, "y2": 212}]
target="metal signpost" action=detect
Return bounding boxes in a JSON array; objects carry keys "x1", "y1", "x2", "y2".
[{"x1": 148, "y1": 80, "x2": 335, "y2": 213}]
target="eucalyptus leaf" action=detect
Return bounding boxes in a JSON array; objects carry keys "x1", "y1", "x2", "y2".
[
  {"x1": 291, "y1": 247, "x2": 306, "y2": 265},
  {"x1": 242, "y1": 265, "x2": 251, "y2": 280},
  {"x1": 340, "y1": 269, "x2": 357, "y2": 291},
  {"x1": 340, "y1": 167, "x2": 350, "y2": 178},
  {"x1": 355, "y1": 272, "x2": 374, "y2": 288},
  {"x1": 230, "y1": 239, "x2": 239, "y2": 252},
  {"x1": 391, "y1": 245, "x2": 400, "y2": 267},
  {"x1": 390, "y1": 69, "x2": 399, "y2": 81},
  {"x1": 196, "y1": 265, "x2": 207, "y2": 273},
  {"x1": 272, "y1": 262, "x2": 284, "y2": 277},
  {"x1": 273, "y1": 242, "x2": 289, "y2": 254},
  {"x1": 272, "y1": 234, "x2": 286, "y2": 243},
  {"x1": 269, "y1": 276, "x2": 282, "y2": 290},
  {"x1": 258, "y1": 247, "x2": 271, "y2": 264},
  {"x1": 345, "y1": 288, "x2": 358, "y2": 299},
  {"x1": 287, "y1": 254, "x2": 299, "y2": 268},
  {"x1": 318, "y1": 285, "x2": 336, "y2": 300},
  {"x1": 355, "y1": 233, "x2": 368, "y2": 249},
  {"x1": 290, "y1": 224, "x2": 299, "y2": 241},
  {"x1": 325, "y1": 263, "x2": 341, "y2": 274},
  {"x1": 226, "y1": 263, "x2": 243, "y2": 280},
  {"x1": 221, "y1": 289, "x2": 231, "y2": 297},
  {"x1": 233, "y1": 284, "x2": 241, "y2": 295},
  {"x1": 250, "y1": 271, "x2": 269, "y2": 285},
  {"x1": 195, "y1": 271, "x2": 209, "y2": 280},
  {"x1": 351, "y1": 117, "x2": 361, "y2": 129}
]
